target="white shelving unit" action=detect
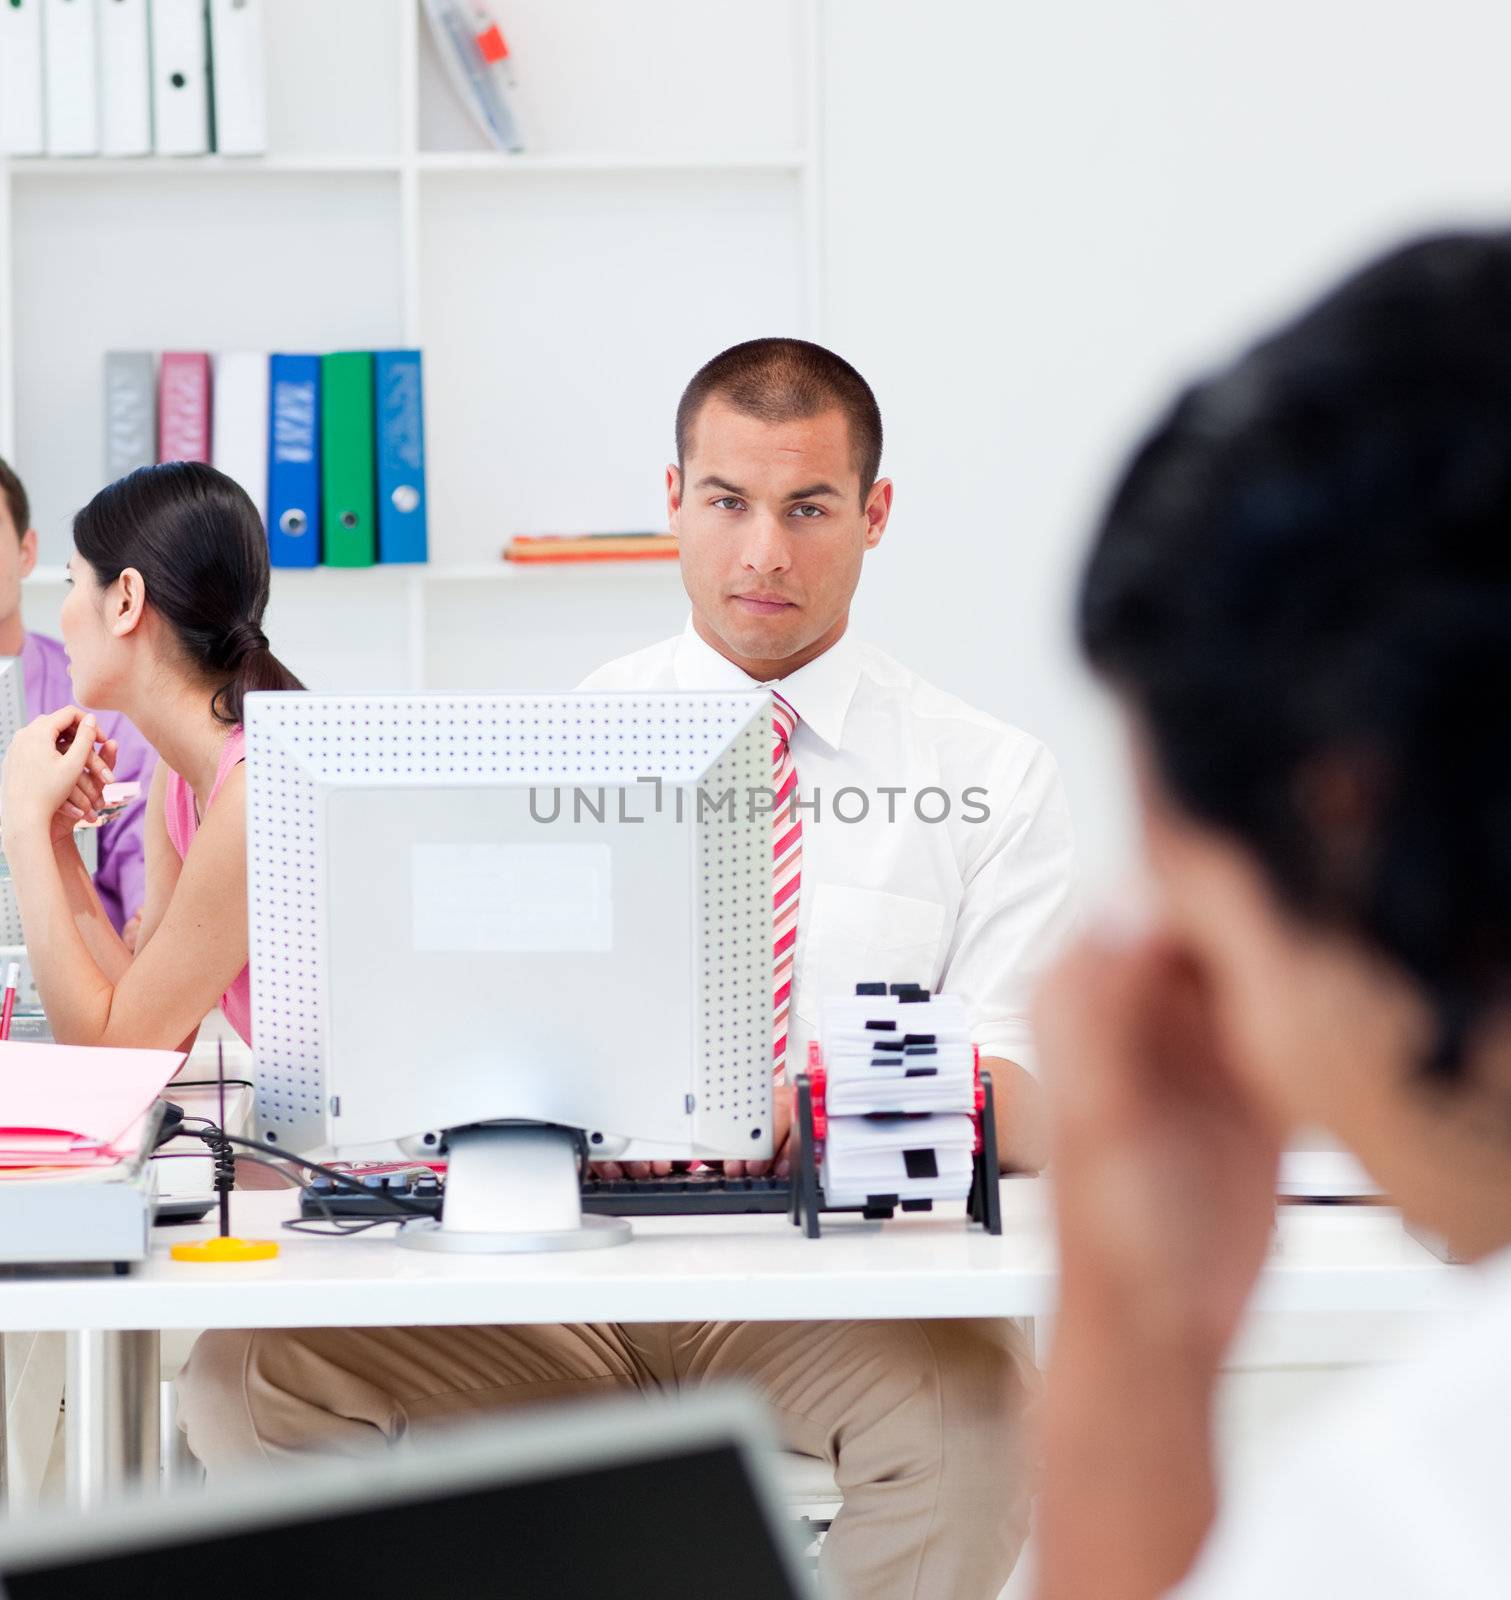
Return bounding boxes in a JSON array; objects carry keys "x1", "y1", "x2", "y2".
[{"x1": 0, "y1": 0, "x2": 823, "y2": 694}]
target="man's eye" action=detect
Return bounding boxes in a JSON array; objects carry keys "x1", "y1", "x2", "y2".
[
  {"x1": 714, "y1": 497, "x2": 744, "y2": 512},
  {"x1": 791, "y1": 504, "x2": 824, "y2": 519}
]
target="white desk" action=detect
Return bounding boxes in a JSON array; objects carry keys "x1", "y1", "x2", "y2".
[
  {"x1": 0, "y1": 1181, "x2": 1460, "y2": 1334},
  {"x1": 0, "y1": 1181, "x2": 1461, "y2": 1509}
]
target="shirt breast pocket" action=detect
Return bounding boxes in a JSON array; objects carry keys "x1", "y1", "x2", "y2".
[{"x1": 794, "y1": 885, "x2": 947, "y2": 1028}]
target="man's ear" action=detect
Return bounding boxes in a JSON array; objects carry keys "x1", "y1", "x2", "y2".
[
  {"x1": 862, "y1": 478, "x2": 893, "y2": 550},
  {"x1": 666, "y1": 464, "x2": 684, "y2": 530},
  {"x1": 112, "y1": 567, "x2": 148, "y2": 639},
  {"x1": 18, "y1": 528, "x2": 38, "y2": 580}
]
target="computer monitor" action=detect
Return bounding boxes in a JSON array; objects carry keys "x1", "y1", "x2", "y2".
[
  {"x1": 245, "y1": 690, "x2": 774, "y2": 1254},
  {"x1": 0, "y1": 1390, "x2": 814, "y2": 1600}
]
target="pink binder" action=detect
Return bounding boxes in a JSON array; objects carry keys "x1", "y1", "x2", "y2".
[{"x1": 158, "y1": 351, "x2": 212, "y2": 464}]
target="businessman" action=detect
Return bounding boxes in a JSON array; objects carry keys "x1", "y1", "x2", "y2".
[
  {"x1": 180, "y1": 339, "x2": 1078, "y2": 1600},
  {"x1": 0, "y1": 455, "x2": 155, "y2": 939}
]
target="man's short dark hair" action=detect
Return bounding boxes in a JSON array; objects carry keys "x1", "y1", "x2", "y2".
[
  {"x1": 675, "y1": 338, "x2": 884, "y2": 496},
  {"x1": 1079, "y1": 229, "x2": 1511, "y2": 1086},
  {"x1": 0, "y1": 456, "x2": 29, "y2": 541}
]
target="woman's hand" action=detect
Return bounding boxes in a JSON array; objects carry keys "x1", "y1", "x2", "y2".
[
  {"x1": 0, "y1": 708, "x2": 116, "y2": 849},
  {"x1": 1037, "y1": 927, "x2": 1284, "y2": 1363}
]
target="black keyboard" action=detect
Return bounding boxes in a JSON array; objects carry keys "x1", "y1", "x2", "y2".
[
  {"x1": 299, "y1": 1168, "x2": 793, "y2": 1222},
  {"x1": 581, "y1": 1172, "x2": 792, "y2": 1216}
]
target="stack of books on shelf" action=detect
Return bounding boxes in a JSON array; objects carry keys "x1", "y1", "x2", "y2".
[
  {"x1": 502, "y1": 533, "x2": 678, "y2": 565},
  {"x1": 1, "y1": 0, "x2": 265, "y2": 158},
  {"x1": 106, "y1": 349, "x2": 428, "y2": 568}
]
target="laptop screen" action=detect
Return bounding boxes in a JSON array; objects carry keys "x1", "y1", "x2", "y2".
[{"x1": 1, "y1": 1444, "x2": 805, "y2": 1600}]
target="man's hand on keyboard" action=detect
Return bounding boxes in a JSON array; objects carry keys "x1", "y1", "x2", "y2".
[
  {"x1": 589, "y1": 1158, "x2": 685, "y2": 1181},
  {"x1": 589, "y1": 1082, "x2": 796, "y2": 1181},
  {"x1": 720, "y1": 1085, "x2": 794, "y2": 1179}
]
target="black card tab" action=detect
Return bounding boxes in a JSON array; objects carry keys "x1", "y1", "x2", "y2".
[{"x1": 903, "y1": 1148, "x2": 940, "y2": 1179}]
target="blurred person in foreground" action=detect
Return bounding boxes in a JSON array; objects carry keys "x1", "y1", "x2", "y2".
[{"x1": 1034, "y1": 231, "x2": 1511, "y2": 1599}]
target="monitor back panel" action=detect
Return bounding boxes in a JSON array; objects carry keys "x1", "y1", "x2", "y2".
[{"x1": 246, "y1": 692, "x2": 772, "y2": 1161}]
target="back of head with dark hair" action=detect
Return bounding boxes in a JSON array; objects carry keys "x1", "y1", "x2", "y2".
[
  {"x1": 0, "y1": 455, "x2": 30, "y2": 540},
  {"x1": 675, "y1": 338, "x2": 884, "y2": 497},
  {"x1": 75, "y1": 462, "x2": 303, "y2": 726},
  {"x1": 1079, "y1": 231, "x2": 1511, "y2": 1084}
]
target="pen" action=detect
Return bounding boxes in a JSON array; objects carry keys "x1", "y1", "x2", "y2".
[{"x1": 1, "y1": 961, "x2": 19, "y2": 1042}]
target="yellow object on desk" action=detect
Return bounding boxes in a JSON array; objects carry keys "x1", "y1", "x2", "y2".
[{"x1": 170, "y1": 1236, "x2": 279, "y2": 1263}]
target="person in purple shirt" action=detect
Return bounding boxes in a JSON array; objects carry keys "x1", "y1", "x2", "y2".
[{"x1": 1, "y1": 456, "x2": 156, "y2": 943}]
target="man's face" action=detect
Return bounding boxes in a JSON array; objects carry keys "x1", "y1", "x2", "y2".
[
  {"x1": 0, "y1": 497, "x2": 38, "y2": 627},
  {"x1": 670, "y1": 398, "x2": 891, "y2": 677}
]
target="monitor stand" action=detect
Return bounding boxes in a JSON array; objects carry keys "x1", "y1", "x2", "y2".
[{"x1": 397, "y1": 1123, "x2": 631, "y2": 1254}]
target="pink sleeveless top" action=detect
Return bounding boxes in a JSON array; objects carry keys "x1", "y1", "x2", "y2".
[{"x1": 163, "y1": 726, "x2": 252, "y2": 1045}]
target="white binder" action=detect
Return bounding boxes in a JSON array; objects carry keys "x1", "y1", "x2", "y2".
[
  {"x1": 150, "y1": 0, "x2": 210, "y2": 155},
  {"x1": 0, "y1": 0, "x2": 45, "y2": 155},
  {"x1": 212, "y1": 351, "x2": 271, "y2": 529},
  {"x1": 98, "y1": 0, "x2": 153, "y2": 156},
  {"x1": 207, "y1": 0, "x2": 267, "y2": 155},
  {"x1": 42, "y1": 0, "x2": 99, "y2": 156}
]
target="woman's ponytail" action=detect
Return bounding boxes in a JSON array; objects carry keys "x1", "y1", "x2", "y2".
[{"x1": 75, "y1": 462, "x2": 305, "y2": 726}]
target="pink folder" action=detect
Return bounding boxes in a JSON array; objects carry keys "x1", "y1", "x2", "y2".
[
  {"x1": 158, "y1": 350, "x2": 211, "y2": 463},
  {"x1": 0, "y1": 1040, "x2": 184, "y2": 1168}
]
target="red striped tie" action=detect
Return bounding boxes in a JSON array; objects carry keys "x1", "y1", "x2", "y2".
[{"x1": 771, "y1": 691, "x2": 802, "y2": 1085}]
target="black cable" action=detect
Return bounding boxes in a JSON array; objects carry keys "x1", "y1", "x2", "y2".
[
  {"x1": 169, "y1": 1078, "x2": 255, "y2": 1091},
  {"x1": 180, "y1": 1115, "x2": 238, "y2": 1233},
  {"x1": 155, "y1": 1121, "x2": 398, "y2": 1236},
  {"x1": 166, "y1": 1134, "x2": 408, "y2": 1236},
  {"x1": 283, "y1": 1216, "x2": 400, "y2": 1238},
  {"x1": 171, "y1": 1116, "x2": 431, "y2": 1240},
  {"x1": 224, "y1": 1151, "x2": 398, "y2": 1236},
  {"x1": 210, "y1": 1130, "x2": 435, "y2": 1217}
]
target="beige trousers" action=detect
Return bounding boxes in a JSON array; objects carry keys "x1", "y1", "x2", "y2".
[{"x1": 178, "y1": 1318, "x2": 1036, "y2": 1600}]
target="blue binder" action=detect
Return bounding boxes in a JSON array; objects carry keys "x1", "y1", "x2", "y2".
[
  {"x1": 267, "y1": 353, "x2": 321, "y2": 567},
  {"x1": 375, "y1": 349, "x2": 428, "y2": 564}
]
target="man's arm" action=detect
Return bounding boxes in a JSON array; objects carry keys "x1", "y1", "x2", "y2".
[
  {"x1": 980, "y1": 1055, "x2": 1047, "y2": 1172},
  {"x1": 938, "y1": 741, "x2": 1079, "y2": 1171}
]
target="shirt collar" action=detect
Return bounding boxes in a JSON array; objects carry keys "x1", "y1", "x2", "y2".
[{"x1": 671, "y1": 616, "x2": 862, "y2": 752}]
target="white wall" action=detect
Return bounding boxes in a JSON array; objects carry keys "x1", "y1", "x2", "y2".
[{"x1": 819, "y1": 0, "x2": 1511, "y2": 884}]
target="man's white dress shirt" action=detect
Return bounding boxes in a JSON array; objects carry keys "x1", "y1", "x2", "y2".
[{"x1": 579, "y1": 619, "x2": 1079, "y2": 1074}]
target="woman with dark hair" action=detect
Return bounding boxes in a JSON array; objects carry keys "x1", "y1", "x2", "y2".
[
  {"x1": 0, "y1": 461, "x2": 301, "y2": 1049},
  {"x1": 1034, "y1": 233, "x2": 1511, "y2": 1598}
]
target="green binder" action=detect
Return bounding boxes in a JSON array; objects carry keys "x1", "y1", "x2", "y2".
[{"x1": 320, "y1": 351, "x2": 376, "y2": 566}]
